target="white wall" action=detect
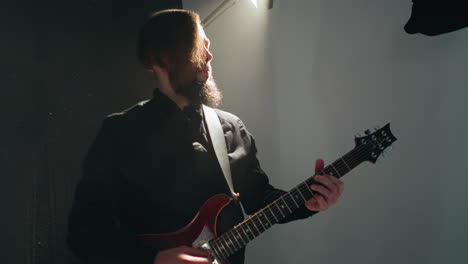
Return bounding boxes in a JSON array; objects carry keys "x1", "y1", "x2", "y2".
[{"x1": 185, "y1": 1, "x2": 468, "y2": 263}]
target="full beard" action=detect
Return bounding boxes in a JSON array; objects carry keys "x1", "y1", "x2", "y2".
[{"x1": 174, "y1": 75, "x2": 223, "y2": 108}]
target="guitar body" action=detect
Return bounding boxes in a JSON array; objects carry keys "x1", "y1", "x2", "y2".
[{"x1": 135, "y1": 193, "x2": 234, "y2": 263}]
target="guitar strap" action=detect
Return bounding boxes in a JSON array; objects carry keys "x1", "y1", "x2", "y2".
[{"x1": 202, "y1": 105, "x2": 240, "y2": 202}]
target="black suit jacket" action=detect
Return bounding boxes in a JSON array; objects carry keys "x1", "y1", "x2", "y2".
[{"x1": 67, "y1": 92, "x2": 315, "y2": 264}]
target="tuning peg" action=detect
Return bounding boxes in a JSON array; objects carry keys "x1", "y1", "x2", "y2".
[
  {"x1": 375, "y1": 151, "x2": 388, "y2": 164},
  {"x1": 382, "y1": 148, "x2": 395, "y2": 159},
  {"x1": 365, "y1": 129, "x2": 371, "y2": 135}
]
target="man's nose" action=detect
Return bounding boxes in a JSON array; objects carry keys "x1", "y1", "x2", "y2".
[{"x1": 206, "y1": 49, "x2": 213, "y2": 62}]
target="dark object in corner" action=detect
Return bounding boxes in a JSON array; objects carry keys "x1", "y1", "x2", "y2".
[{"x1": 405, "y1": 0, "x2": 468, "y2": 36}]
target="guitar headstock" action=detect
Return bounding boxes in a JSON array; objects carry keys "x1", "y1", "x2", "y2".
[{"x1": 354, "y1": 123, "x2": 397, "y2": 163}]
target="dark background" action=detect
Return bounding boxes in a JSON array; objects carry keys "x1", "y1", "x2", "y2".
[{"x1": 1, "y1": 1, "x2": 180, "y2": 263}]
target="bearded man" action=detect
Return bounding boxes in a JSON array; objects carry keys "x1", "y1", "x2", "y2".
[{"x1": 67, "y1": 9, "x2": 344, "y2": 264}]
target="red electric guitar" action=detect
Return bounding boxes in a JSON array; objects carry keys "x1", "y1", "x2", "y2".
[{"x1": 135, "y1": 124, "x2": 397, "y2": 264}]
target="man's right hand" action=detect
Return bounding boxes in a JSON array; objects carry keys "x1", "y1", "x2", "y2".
[{"x1": 153, "y1": 245, "x2": 212, "y2": 264}]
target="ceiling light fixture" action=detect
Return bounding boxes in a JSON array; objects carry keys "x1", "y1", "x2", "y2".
[{"x1": 202, "y1": 0, "x2": 273, "y2": 27}]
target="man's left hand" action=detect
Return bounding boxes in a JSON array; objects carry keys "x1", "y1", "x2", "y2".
[{"x1": 305, "y1": 159, "x2": 344, "y2": 211}]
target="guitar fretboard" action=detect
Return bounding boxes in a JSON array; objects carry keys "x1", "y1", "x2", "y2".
[{"x1": 208, "y1": 146, "x2": 366, "y2": 261}]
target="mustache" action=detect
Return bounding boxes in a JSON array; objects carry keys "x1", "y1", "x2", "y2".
[{"x1": 197, "y1": 62, "x2": 209, "y2": 71}]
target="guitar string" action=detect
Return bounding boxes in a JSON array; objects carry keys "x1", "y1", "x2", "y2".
[
  {"x1": 232, "y1": 141, "x2": 373, "y2": 237},
  {"x1": 211, "y1": 142, "x2": 373, "y2": 257},
  {"x1": 211, "y1": 138, "x2": 392, "y2": 259}
]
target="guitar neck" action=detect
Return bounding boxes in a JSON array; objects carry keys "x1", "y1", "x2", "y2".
[{"x1": 208, "y1": 146, "x2": 365, "y2": 261}]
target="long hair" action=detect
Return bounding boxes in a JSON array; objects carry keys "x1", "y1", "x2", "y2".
[{"x1": 137, "y1": 9, "x2": 206, "y2": 81}]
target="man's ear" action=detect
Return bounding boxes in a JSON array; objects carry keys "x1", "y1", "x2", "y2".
[
  {"x1": 150, "y1": 54, "x2": 169, "y2": 74},
  {"x1": 152, "y1": 63, "x2": 167, "y2": 76},
  {"x1": 151, "y1": 59, "x2": 171, "y2": 85},
  {"x1": 151, "y1": 53, "x2": 170, "y2": 69}
]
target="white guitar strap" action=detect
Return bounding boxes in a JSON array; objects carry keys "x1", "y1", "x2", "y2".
[{"x1": 202, "y1": 105, "x2": 240, "y2": 201}]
